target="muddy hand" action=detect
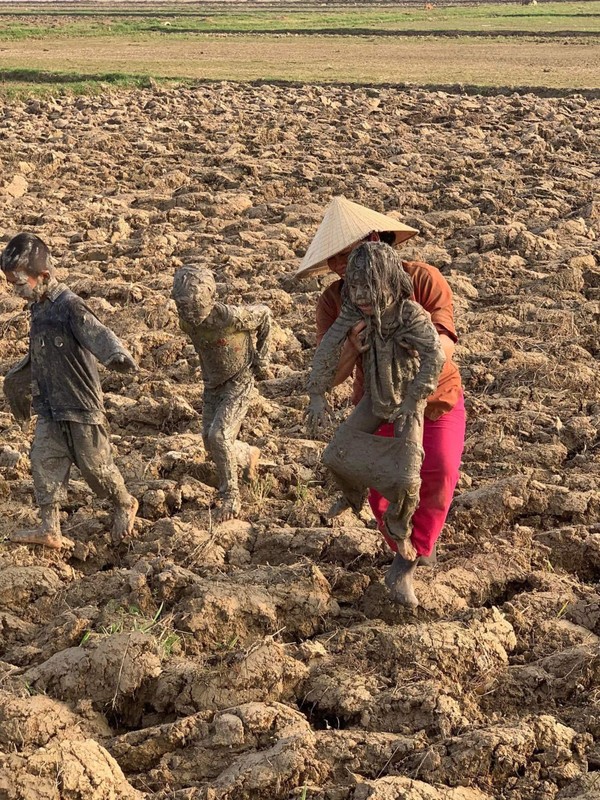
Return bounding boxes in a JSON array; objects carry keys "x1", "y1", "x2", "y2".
[
  {"x1": 107, "y1": 353, "x2": 138, "y2": 373},
  {"x1": 305, "y1": 394, "x2": 329, "y2": 438},
  {"x1": 112, "y1": 495, "x2": 139, "y2": 544},
  {"x1": 348, "y1": 320, "x2": 369, "y2": 354},
  {"x1": 391, "y1": 395, "x2": 420, "y2": 433}
]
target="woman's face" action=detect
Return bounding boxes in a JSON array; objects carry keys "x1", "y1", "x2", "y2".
[
  {"x1": 326, "y1": 242, "x2": 360, "y2": 278},
  {"x1": 326, "y1": 233, "x2": 384, "y2": 278}
]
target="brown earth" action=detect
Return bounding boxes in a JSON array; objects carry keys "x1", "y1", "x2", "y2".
[
  {"x1": 0, "y1": 83, "x2": 599, "y2": 799},
  {"x1": 1, "y1": 35, "x2": 599, "y2": 90}
]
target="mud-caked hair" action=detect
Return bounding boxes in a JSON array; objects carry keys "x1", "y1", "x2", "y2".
[
  {"x1": 172, "y1": 265, "x2": 217, "y2": 303},
  {"x1": 1, "y1": 233, "x2": 54, "y2": 277},
  {"x1": 345, "y1": 242, "x2": 413, "y2": 332}
]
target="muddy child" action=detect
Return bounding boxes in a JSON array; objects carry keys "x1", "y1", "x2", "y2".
[
  {"x1": 2, "y1": 233, "x2": 139, "y2": 549},
  {"x1": 306, "y1": 242, "x2": 445, "y2": 607},
  {"x1": 172, "y1": 266, "x2": 272, "y2": 522}
]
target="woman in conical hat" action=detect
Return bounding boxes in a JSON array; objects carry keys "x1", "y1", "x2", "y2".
[{"x1": 297, "y1": 197, "x2": 466, "y2": 608}]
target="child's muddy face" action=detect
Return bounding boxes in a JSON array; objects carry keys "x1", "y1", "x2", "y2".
[
  {"x1": 5, "y1": 270, "x2": 45, "y2": 301},
  {"x1": 175, "y1": 285, "x2": 215, "y2": 325},
  {"x1": 348, "y1": 275, "x2": 396, "y2": 317},
  {"x1": 348, "y1": 277, "x2": 374, "y2": 315}
]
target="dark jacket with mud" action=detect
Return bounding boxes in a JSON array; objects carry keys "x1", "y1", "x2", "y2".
[{"x1": 5, "y1": 284, "x2": 133, "y2": 424}]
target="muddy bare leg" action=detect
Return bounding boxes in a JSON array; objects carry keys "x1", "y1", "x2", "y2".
[{"x1": 203, "y1": 376, "x2": 253, "y2": 523}]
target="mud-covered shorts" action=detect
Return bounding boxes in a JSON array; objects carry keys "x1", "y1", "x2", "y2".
[{"x1": 31, "y1": 417, "x2": 128, "y2": 507}]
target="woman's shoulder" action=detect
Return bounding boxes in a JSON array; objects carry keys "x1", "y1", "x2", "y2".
[
  {"x1": 320, "y1": 278, "x2": 343, "y2": 298},
  {"x1": 402, "y1": 260, "x2": 452, "y2": 301},
  {"x1": 402, "y1": 260, "x2": 441, "y2": 281}
]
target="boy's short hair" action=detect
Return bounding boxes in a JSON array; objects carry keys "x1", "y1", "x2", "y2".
[{"x1": 1, "y1": 233, "x2": 54, "y2": 277}]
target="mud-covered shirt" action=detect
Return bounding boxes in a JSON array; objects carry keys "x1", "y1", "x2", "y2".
[
  {"x1": 180, "y1": 302, "x2": 271, "y2": 389},
  {"x1": 29, "y1": 283, "x2": 132, "y2": 423},
  {"x1": 316, "y1": 261, "x2": 463, "y2": 420}
]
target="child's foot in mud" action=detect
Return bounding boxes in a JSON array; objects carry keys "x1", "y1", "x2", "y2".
[
  {"x1": 112, "y1": 496, "x2": 139, "y2": 544},
  {"x1": 214, "y1": 493, "x2": 241, "y2": 523},
  {"x1": 9, "y1": 527, "x2": 73, "y2": 550},
  {"x1": 385, "y1": 552, "x2": 419, "y2": 608}
]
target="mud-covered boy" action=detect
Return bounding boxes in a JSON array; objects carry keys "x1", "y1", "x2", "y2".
[
  {"x1": 1, "y1": 233, "x2": 139, "y2": 549},
  {"x1": 172, "y1": 265, "x2": 272, "y2": 522}
]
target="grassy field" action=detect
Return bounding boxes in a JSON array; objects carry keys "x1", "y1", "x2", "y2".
[
  {"x1": 1, "y1": 1, "x2": 599, "y2": 36},
  {"x1": 0, "y1": 2, "x2": 598, "y2": 96}
]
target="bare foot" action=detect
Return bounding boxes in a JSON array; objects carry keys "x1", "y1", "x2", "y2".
[
  {"x1": 396, "y1": 537, "x2": 418, "y2": 562},
  {"x1": 242, "y1": 446, "x2": 261, "y2": 483},
  {"x1": 214, "y1": 494, "x2": 241, "y2": 523},
  {"x1": 112, "y1": 496, "x2": 139, "y2": 544},
  {"x1": 9, "y1": 528, "x2": 73, "y2": 550}
]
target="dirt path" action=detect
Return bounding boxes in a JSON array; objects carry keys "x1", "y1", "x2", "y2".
[{"x1": 0, "y1": 83, "x2": 599, "y2": 799}]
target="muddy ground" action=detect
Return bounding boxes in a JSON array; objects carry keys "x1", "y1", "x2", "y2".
[{"x1": 0, "y1": 83, "x2": 599, "y2": 799}]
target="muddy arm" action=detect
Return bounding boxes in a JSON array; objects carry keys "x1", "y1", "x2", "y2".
[
  {"x1": 226, "y1": 304, "x2": 272, "y2": 369},
  {"x1": 69, "y1": 302, "x2": 137, "y2": 372},
  {"x1": 3, "y1": 354, "x2": 32, "y2": 423},
  {"x1": 307, "y1": 303, "x2": 362, "y2": 397},
  {"x1": 396, "y1": 301, "x2": 446, "y2": 408},
  {"x1": 249, "y1": 306, "x2": 272, "y2": 368}
]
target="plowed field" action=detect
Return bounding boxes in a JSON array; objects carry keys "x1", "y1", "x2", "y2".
[{"x1": 0, "y1": 83, "x2": 599, "y2": 799}]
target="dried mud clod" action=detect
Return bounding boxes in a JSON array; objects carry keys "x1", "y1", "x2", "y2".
[{"x1": 0, "y1": 83, "x2": 599, "y2": 799}]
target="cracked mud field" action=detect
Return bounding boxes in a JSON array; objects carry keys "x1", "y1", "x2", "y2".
[{"x1": 0, "y1": 83, "x2": 599, "y2": 799}]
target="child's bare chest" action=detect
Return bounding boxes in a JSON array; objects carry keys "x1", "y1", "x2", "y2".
[{"x1": 187, "y1": 326, "x2": 253, "y2": 387}]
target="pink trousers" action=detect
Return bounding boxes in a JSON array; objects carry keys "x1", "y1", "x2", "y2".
[{"x1": 367, "y1": 394, "x2": 466, "y2": 557}]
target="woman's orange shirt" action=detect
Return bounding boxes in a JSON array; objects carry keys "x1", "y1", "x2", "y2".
[{"x1": 315, "y1": 261, "x2": 463, "y2": 421}]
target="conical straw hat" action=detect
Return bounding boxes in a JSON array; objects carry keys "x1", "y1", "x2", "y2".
[{"x1": 295, "y1": 196, "x2": 418, "y2": 279}]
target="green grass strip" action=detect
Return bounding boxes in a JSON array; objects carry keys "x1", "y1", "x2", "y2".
[{"x1": 0, "y1": 1, "x2": 599, "y2": 39}]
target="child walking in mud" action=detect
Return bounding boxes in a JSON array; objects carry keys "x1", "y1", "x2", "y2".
[
  {"x1": 306, "y1": 242, "x2": 445, "y2": 607},
  {"x1": 1, "y1": 233, "x2": 139, "y2": 549},
  {"x1": 172, "y1": 265, "x2": 272, "y2": 522}
]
